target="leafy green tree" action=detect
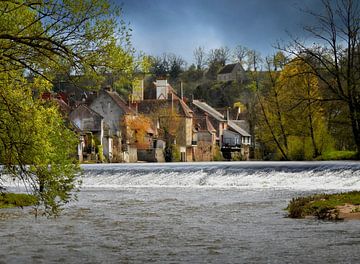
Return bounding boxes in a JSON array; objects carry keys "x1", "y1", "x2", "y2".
[
  {"x1": 257, "y1": 57, "x2": 333, "y2": 160},
  {"x1": 280, "y1": 59, "x2": 333, "y2": 159},
  {"x1": 0, "y1": 72, "x2": 80, "y2": 215},
  {"x1": 0, "y1": 0, "x2": 133, "y2": 215},
  {"x1": 256, "y1": 54, "x2": 290, "y2": 160},
  {"x1": 282, "y1": 0, "x2": 360, "y2": 156}
]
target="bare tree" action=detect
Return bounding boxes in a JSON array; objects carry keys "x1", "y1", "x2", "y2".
[
  {"x1": 208, "y1": 46, "x2": 231, "y2": 67},
  {"x1": 193, "y1": 46, "x2": 207, "y2": 70},
  {"x1": 246, "y1": 49, "x2": 263, "y2": 71},
  {"x1": 281, "y1": 0, "x2": 360, "y2": 155},
  {"x1": 233, "y1": 45, "x2": 249, "y2": 67}
]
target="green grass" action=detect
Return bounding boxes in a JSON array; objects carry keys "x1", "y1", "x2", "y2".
[
  {"x1": 0, "y1": 193, "x2": 38, "y2": 209},
  {"x1": 316, "y1": 150, "x2": 358, "y2": 160},
  {"x1": 287, "y1": 191, "x2": 360, "y2": 220}
]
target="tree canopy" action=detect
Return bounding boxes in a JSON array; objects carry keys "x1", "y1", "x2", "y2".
[{"x1": 0, "y1": 0, "x2": 134, "y2": 216}]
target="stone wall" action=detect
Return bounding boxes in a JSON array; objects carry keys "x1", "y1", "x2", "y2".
[{"x1": 137, "y1": 149, "x2": 165, "y2": 162}]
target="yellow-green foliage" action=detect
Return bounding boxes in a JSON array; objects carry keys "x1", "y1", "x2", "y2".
[
  {"x1": 316, "y1": 150, "x2": 357, "y2": 160},
  {"x1": 97, "y1": 145, "x2": 104, "y2": 162},
  {"x1": 257, "y1": 58, "x2": 335, "y2": 160},
  {"x1": 0, "y1": 0, "x2": 134, "y2": 216},
  {"x1": 0, "y1": 72, "x2": 81, "y2": 216},
  {"x1": 213, "y1": 146, "x2": 224, "y2": 161},
  {"x1": 171, "y1": 144, "x2": 181, "y2": 162},
  {"x1": 0, "y1": 193, "x2": 38, "y2": 209},
  {"x1": 287, "y1": 191, "x2": 360, "y2": 220}
]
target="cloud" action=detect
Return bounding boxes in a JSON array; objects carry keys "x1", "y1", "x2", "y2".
[{"x1": 119, "y1": 0, "x2": 327, "y2": 63}]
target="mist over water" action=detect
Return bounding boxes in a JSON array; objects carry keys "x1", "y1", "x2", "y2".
[{"x1": 1, "y1": 161, "x2": 360, "y2": 263}]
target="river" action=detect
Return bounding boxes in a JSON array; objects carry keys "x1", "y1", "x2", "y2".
[{"x1": 1, "y1": 161, "x2": 360, "y2": 263}]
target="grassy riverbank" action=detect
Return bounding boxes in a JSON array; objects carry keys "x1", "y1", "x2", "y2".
[
  {"x1": 316, "y1": 150, "x2": 358, "y2": 160},
  {"x1": 287, "y1": 191, "x2": 360, "y2": 220},
  {"x1": 0, "y1": 193, "x2": 37, "y2": 209}
]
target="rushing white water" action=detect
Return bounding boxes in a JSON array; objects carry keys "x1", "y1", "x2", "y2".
[
  {"x1": 1, "y1": 161, "x2": 360, "y2": 264},
  {"x1": 80, "y1": 161, "x2": 360, "y2": 190}
]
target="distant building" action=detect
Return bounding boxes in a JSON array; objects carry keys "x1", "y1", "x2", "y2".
[{"x1": 217, "y1": 63, "x2": 246, "y2": 82}]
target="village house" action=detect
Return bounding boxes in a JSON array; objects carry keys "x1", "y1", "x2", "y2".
[
  {"x1": 123, "y1": 114, "x2": 164, "y2": 162},
  {"x1": 217, "y1": 63, "x2": 246, "y2": 82},
  {"x1": 223, "y1": 120, "x2": 251, "y2": 160},
  {"x1": 189, "y1": 99, "x2": 227, "y2": 148},
  {"x1": 192, "y1": 114, "x2": 217, "y2": 161},
  {"x1": 69, "y1": 104, "x2": 104, "y2": 162},
  {"x1": 51, "y1": 74, "x2": 252, "y2": 162},
  {"x1": 89, "y1": 88, "x2": 137, "y2": 162},
  {"x1": 132, "y1": 79, "x2": 194, "y2": 161},
  {"x1": 189, "y1": 99, "x2": 252, "y2": 160}
]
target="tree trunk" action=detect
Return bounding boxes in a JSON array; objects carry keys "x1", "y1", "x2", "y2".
[
  {"x1": 306, "y1": 78, "x2": 319, "y2": 158},
  {"x1": 348, "y1": 100, "x2": 360, "y2": 158}
]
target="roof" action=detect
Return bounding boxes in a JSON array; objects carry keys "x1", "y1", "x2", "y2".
[
  {"x1": 69, "y1": 120, "x2": 83, "y2": 133},
  {"x1": 192, "y1": 100, "x2": 225, "y2": 121},
  {"x1": 179, "y1": 99, "x2": 193, "y2": 118},
  {"x1": 231, "y1": 120, "x2": 250, "y2": 134},
  {"x1": 71, "y1": 104, "x2": 103, "y2": 119},
  {"x1": 193, "y1": 115, "x2": 216, "y2": 133},
  {"x1": 69, "y1": 104, "x2": 103, "y2": 132},
  {"x1": 135, "y1": 99, "x2": 193, "y2": 118},
  {"x1": 53, "y1": 98, "x2": 71, "y2": 115},
  {"x1": 218, "y1": 63, "x2": 237, "y2": 74},
  {"x1": 105, "y1": 90, "x2": 134, "y2": 114},
  {"x1": 227, "y1": 120, "x2": 251, "y2": 137}
]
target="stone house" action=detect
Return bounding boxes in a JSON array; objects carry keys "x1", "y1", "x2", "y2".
[
  {"x1": 192, "y1": 114, "x2": 217, "y2": 161},
  {"x1": 135, "y1": 98, "x2": 194, "y2": 161},
  {"x1": 69, "y1": 104, "x2": 104, "y2": 162},
  {"x1": 89, "y1": 89, "x2": 137, "y2": 162},
  {"x1": 217, "y1": 63, "x2": 246, "y2": 82},
  {"x1": 222, "y1": 120, "x2": 251, "y2": 160},
  {"x1": 189, "y1": 99, "x2": 252, "y2": 160},
  {"x1": 133, "y1": 80, "x2": 194, "y2": 161},
  {"x1": 189, "y1": 100, "x2": 227, "y2": 148}
]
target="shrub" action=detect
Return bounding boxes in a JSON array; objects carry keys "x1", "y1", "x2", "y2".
[
  {"x1": 287, "y1": 191, "x2": 360, "y2": 220},
  {"x1": 0, "y1": 193, "x2": 38, "y2": 209},
  {"x1": 213, "y1": 146, "x2": 224, "y2": 161}
]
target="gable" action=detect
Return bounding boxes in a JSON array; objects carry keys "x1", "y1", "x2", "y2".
[
  {"x1": 218, "y1": 64, "x2": 237, "y2": 74},
  {"x1": 69, "y1": 104, "x2": 103, "y2": 132}
]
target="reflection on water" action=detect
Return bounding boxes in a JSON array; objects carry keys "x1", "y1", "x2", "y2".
[{"x1": 1, "y1": 162, "x2": 360, "y2": 263}]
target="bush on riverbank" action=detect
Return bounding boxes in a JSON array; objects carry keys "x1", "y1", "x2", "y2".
[
  {"x1": 0, "y1": 193, "x2": 38, "y2": 209},
  {"x1": 287, "y1": 191, "x2": 360, "y2": 220},
  {"x1": 316, "y1": 150, "x2": 357, "y2": 160}
]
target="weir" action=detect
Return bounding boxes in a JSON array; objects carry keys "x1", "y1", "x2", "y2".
[{"x1": 80, "y1": 161, "x2": 360, "y2": 190}]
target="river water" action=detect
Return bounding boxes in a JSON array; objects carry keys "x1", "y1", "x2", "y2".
[{"x1": 1, "y1": 161, "x2": 360, "y2": 263}]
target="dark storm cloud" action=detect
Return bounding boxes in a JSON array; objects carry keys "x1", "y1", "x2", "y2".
[{"x1": 116, "y1": 0, "x2": 325, "y2": 63}]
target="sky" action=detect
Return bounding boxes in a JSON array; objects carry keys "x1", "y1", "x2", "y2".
[{"x1": 116, "y1": 0, "x2": 324, "y2": 64}]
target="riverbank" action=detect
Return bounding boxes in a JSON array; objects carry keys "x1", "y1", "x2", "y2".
[
  {"x1": 287, "y1": 191, "x2": 360, "y2": 220},
  {"x1": 0, "y1": 193, "x2": 37, "y2": 209}
]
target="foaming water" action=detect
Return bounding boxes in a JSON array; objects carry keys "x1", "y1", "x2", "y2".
[
  {"x1": 1, "y1": 161, "x2": 360, "y2": 263},
  {"x1": 80, "y1": 161, "x2": 360, "y2": 190}
]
